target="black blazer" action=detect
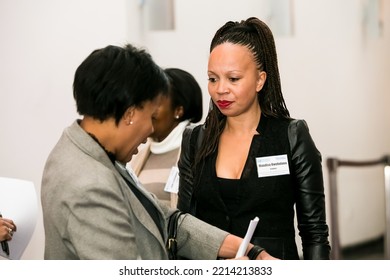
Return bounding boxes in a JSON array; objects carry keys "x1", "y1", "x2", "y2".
[{"x1": 177, "y1": 115, "x2": 331, "y2": 260}]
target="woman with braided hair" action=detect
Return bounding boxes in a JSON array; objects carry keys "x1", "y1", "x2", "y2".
[{"x1": 177, "y1": 17, "x2": 331, "y2": 260}]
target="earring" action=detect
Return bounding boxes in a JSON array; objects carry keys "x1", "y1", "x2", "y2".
[
  {"x1": 175, "y1": 115, "x2": 180, "y2": 119},
  {"x1": 127, "y1": 120, "x2": 133, "y2": 125}
]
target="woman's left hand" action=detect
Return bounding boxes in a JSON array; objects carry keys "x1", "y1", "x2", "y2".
[{"x1": 0, "y1": 217, "x2": 17, "y2": 242}]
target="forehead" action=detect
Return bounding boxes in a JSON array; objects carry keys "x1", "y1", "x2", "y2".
[
  {"x1": 208, "y1": 43, "x2": 256, "y2": 70},
  {"x1": 139, "y1": 94, "x2": 163, "y2": 110},
  {"x1": 157, "y1": 93, "x2": 173, "y2": 107}
]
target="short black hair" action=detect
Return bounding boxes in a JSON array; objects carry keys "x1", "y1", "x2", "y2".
[
  {"x1": 73, "y1": 44, "x2": 168, "y2": 124},
  {"x1": 164, "y1": 68, "x2": 203, "y2": 123}
]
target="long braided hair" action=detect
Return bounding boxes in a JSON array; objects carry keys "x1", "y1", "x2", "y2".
[{"x1": 195, "y1": 17, "x2": 290, "y2": 171}]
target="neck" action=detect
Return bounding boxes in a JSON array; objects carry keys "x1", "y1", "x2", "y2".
[
  {"x1": 225, "y1": 105, "x2": 261, "y2": 135},
  {"x1": 80, "y1": 116, "x2": 117, "y2": 155}
]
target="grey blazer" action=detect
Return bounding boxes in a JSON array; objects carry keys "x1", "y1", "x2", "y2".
[{"x1": 41, "y1": 120, "x2": 227, "y2": 260}]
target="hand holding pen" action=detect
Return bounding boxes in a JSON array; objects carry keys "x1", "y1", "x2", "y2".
[{"x1": 0, "y1": 212, "x2": 17, "y2": 256}]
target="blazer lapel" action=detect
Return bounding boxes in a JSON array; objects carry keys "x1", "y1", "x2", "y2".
[{"x1": 115, "y1": 163, "x2": 167, "y2": 247}]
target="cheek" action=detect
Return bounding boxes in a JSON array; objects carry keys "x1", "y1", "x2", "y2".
[
  {"x1": 152, "y1": 112, "x2": 164, "y2": 128},
  {"x1": 143, "y1": 120, "x2": 154, "y2": 136},
  {"x1": 208, "y1": 84, "x2": 217, "y2": 98}
]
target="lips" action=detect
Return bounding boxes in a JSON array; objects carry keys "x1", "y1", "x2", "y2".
[{"x1": 216, "y1": 100, "x2": 233, "y2": 109}]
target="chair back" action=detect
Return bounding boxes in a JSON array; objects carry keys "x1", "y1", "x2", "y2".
[
  {"x1": 0, "y1": 177, "x2": 38, "y2": 260},
  {"x1": 327, "y1": 155, "x2": 390, "y2": 259}
]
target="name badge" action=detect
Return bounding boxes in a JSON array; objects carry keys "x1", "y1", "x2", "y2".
[
  {"x1": 164, "y1": 166, "x2": 180, "y2": 194},
  {"x1": 256, "y1": 154, "x2": 290, "y2": 178}
]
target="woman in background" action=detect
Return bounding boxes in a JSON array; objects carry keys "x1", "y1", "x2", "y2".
[{"x1": 130, "y1": 68, "x2": 203, "y2": 207}]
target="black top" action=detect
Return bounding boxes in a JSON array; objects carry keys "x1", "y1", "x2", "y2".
[{"x1": 216, "y1": 177, "x2": 241, "y2": 231}]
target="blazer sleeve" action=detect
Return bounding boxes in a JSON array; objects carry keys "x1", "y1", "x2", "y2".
[
  {"x1": 176, "y1": 213, "x2": 229, "y2": 260},
  {"x1": 65, "y1": 179, "x2": 140, "y2": 259},
  {"x1": 288, "y1": 119, "x2": 331, "y2": 260}
]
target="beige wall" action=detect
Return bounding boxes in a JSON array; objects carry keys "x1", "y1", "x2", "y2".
[{"x1": 0, "y1": 0, "x2": 389, "y2": 259}]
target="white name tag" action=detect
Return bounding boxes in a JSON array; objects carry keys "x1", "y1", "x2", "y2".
[
  {"x1": 164, "y1": 166, "x2": 180, "y2": 194},
  {"x1": 256, "y1": 154, "x2": 290, "y2": 178}
]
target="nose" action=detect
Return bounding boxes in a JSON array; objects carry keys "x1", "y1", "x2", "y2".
[{"x1": 215, "y1": 79, "x2": 228, "y2": 95}]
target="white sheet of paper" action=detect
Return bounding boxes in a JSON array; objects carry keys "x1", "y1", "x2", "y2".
[
  {"x1": 0, "y1": 177, "x2": 38, "y2": 260},
  {"x1": 164, "y1": 166, "x2": 180, "y2": 194}
]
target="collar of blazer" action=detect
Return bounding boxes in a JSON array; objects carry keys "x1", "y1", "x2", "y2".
[{"x1": 115, "y1": 162, "x2": 167, "y2": 244}]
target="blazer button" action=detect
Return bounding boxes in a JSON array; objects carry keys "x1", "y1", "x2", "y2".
[{"x1": 225, "y1": 216, "x2": 230, "y2": 223}]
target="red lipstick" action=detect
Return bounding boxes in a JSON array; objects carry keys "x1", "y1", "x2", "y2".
[{"x1": 217, "y1": 100, "x2": 233, "y2": 109}]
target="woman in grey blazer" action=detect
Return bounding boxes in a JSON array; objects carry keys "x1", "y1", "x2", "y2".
[{"x1": 41, "y1": 44, "x2": 277, "y2": 260}]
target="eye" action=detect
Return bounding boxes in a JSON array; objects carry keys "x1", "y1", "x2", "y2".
[
  {"x1": 229, "y1": 77, "x2": 240, "y2": 82},
  {"x1": 208, "y1": 77, "x2": 217, "y2": 83}
]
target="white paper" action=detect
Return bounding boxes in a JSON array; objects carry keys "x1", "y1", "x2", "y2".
[
  {"x1": 0, "y1": 177, "x2": 38, "y2": 259},
  {"x1": 164, "y1": 166, "x2": 179, "y2": 194},
  {"x1": 235, "y1": 216, "x2": 259, "y2": 258}
]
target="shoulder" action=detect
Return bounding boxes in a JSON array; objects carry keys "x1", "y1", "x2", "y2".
[
  {"x1": 288, "y1": 118, "x2": 309, "y2": 129},
  {"x1": 287, "y1": 118, "x2": 312, "y2": 139},
  {"x1": 266, "y1": 116, "x2": 309, "y2": 134},
  {"x1": 261, "y1": 116, "x2": 293, "y2": 137},
  {"x1": 287, "y1": 118, "x2": 320, "y2": 157},
  {"x1": 180, "y1": 123, "x2": 204, "y2": 165},
  {"x1": 182, "y1": 123, "x2": 203, "y2": 143}
]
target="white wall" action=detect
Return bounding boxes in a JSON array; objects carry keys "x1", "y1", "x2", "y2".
[{"x1": 0, "y1": 0, "x2": 389, "y2": 259}]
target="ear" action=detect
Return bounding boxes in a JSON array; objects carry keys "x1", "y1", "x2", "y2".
[
  {"x1": 256, "y1": 71, "x2": 267, "y2": 92},
  {"x1": 123, "y1": 106, "x2": 135, "y2": 125},
  {"x1": 174, "y1": 105, "x2": 184, "y2": 120}
]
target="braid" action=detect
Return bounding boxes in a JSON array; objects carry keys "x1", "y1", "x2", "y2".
[
  {"x1": 246, "y1": 17, "x2": 290, "y2": 118},
  {"x1": 210, "y1": 21, "x2": 237, "y2": 52},
  {"x1": 194, "y1": 103, "x2": 225, "y2": 171}
]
